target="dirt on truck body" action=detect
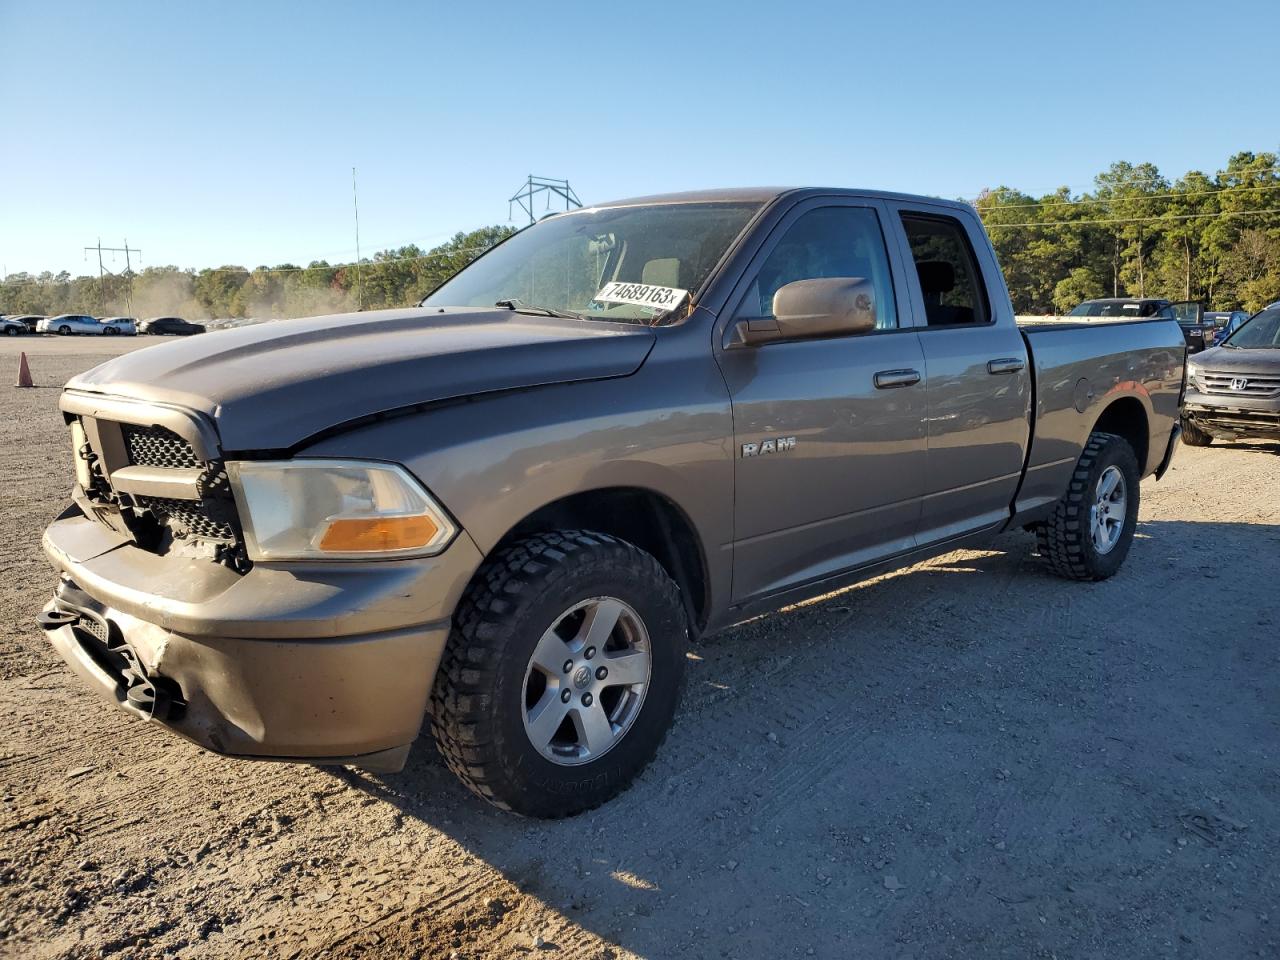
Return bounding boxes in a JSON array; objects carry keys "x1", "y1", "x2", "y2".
[{"x1": 38, "y1": 187, "x2": 1186, "y2": 817}]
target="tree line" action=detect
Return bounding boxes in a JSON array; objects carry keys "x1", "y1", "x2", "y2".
[
  {"x1": 977, "y1": 151, "x2": 1280, "y2": 314},
  {"x1": 0, "y1": 225, "x2": 516, "y2": 321},
  {"x1": 4, "y1": 151, "x2": 1278, "y2": 320}
]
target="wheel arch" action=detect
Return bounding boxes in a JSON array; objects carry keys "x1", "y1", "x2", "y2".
[
  {"x1": 1090, "y1": 395, "x2": 1150, "y2": 474},
  {"x1": 492, "y1": 486, "x2": 711, "y2": 636}
]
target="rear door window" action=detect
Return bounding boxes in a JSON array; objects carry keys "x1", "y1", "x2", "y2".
[{"x1": 899, "y1": 215, "x2": 990, "y2": 327}]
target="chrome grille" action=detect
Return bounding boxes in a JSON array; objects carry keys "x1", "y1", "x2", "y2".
[
  {"x1": 122, "y1": 424, "x2": 201, "y2": 469},
  {"x1": 1199, "y1": 372, "x2": 1280, "y2": 397}
]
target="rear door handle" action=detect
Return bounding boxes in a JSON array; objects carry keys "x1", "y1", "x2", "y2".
[
  {"x1": 874, "y1": 368, "x2": 921, "y2": 389},
  {"x1": 987, "y1": 357, "x2": 1025, "y2": 375}
]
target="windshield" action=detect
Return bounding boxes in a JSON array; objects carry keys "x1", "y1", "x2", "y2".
[
  {"x1": 1224, "y1": 306, "x2": 1280, "y2": 348},
  {"x1": 424, "y1": 202, "x2": 762, "y2": 324}
]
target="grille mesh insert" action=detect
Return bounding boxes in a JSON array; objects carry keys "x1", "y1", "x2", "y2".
[
  {"x1": 136, "y1": 495, "x2": 237, "y2": 541},
  {"x1": 122, "y1": 424, "x2": 201, "y2": 469}
]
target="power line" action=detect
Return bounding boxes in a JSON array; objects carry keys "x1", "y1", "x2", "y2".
[
  {"x1": 964, "y1": 167, "x2": 1275, "y2": 202},
  {"x1": 352, "y1": 166, "x2": 363, "y2": 310},
  {"x1": 83, "y1": 238, "x2": 142, "y2": 314},
  {"x1": 976, "y1": 181, "x2": 1280, "y2": 212},
  {"x1": 0, "y1": 243, "x2": 501, "y2": 288},
  {"x1": 509, "y1": 175, "x2": 581, "y2": 225},
  {"x1": 986, "y1": 206, "x2": 1280, "y2": 228}
]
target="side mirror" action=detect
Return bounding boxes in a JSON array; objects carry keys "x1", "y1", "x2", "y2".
[{"x1": 728, "y1": 277, "x2": 877, "y2": 347}]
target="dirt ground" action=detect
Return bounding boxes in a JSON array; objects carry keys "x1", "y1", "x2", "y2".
[{"x1": 0, "y1": 335, "x2": 1277, "y2": 960}]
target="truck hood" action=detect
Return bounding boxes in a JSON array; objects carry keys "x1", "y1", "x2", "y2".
[
  {"x1": 1194, "y1": 345, "x2": 1280, "y2": 373},
  {"x1": 67, "y1": 307, "x2": 656, "y2": 451}
]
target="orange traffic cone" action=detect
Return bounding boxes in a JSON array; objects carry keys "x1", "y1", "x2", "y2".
[{"x1": 15, "y1": 352, "x2": 33, "y2": 388}]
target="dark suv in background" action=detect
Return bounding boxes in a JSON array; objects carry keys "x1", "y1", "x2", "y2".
[
  {"x1": 1182, "y1": 303, "x2": 1280, "y2": 445},
  {"x1": 1069, "y1": 298, "x2": 1215, "y2": 352}
]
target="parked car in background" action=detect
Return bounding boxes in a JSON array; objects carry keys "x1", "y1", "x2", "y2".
[
  {"x1": 1068, "y1": 298, "x2": 1213, "y2": 352},
  {"x1": 139, "y1": 316, "x2": 205, "y2": 336},
  {"x1": 1182, "y1": 303, "x2": 1280, "y2": 445},
  {"x1": 1208, "y1": 310, "x2": 1251, "y2": 345},
  {"x1": 37, "y1": 315, "x2": 136, "y2": 336},
  {"x1": 1, "y1": 314, "x2": 44, "y2": 332},
  {"x1": 1, "y1": 316, "x2": 30, "y2": 336},
  {"x1": 98, "y1": 317, "x2": 138, "y2": 336}
]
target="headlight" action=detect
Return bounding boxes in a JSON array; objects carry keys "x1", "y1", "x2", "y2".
[
  {"x1": 227, "y1": 459, "x2": 456, "y2": 561},
  {"x1": 1186, "y1": 361, "x2": 1200, "y2": 388}
]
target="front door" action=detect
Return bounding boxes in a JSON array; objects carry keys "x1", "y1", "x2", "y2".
[{"x1": 715, "y1": 199, "x2": 929, "y2": 602}]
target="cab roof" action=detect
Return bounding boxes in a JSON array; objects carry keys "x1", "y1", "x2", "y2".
[{"x1": 588, "y1": 187, "x2": 975, "y2": 214}]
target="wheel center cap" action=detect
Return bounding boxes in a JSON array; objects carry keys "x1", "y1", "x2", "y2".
[{"x1": 572, "y1": 666, "x2": 592, "y2": 690}]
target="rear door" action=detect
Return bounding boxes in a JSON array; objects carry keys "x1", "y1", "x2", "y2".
[
  {"x1": 884, "y1": 203, "x2": 1032, "y2": 545},
  {"x1": 715, "y1": 197, "x2": 928, "y2": 601}
]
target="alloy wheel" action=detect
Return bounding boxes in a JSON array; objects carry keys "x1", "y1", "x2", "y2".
[
  {"x1": 521, "y1": 596, "x2": 651, "y2": 766},
  {"x1": 1091, "y1": 465, "x2": 1127, "y2": 554}
]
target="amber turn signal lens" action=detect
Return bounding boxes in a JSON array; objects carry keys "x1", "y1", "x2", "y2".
[{"x1": 318, "y1": 515, "x2": 440, "y2": 553}]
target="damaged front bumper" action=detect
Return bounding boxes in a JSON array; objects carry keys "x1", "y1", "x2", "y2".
[{"x1": 39, "y1": 503, "x2": 483, "y2": 772}]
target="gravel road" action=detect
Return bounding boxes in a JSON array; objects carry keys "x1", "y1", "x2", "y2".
[{"x1": 1, "y1": 337, "x2": 1277, "y2": 960}]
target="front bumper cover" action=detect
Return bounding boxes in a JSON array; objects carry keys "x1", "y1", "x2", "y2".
[
  {"x1": 39, "y1": 504, "x2": 483, "y2": 770},
  {"x1": 1183, "y1": 387, "x2": 1280, "y2": 439}
]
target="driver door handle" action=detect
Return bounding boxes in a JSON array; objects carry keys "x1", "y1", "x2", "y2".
[
  {"x1": 987, "y1": 357, "x2": 1025, "y2": 375},
  {"x1": 874, "y1": 368, "x2": 921, "y2": 389}
]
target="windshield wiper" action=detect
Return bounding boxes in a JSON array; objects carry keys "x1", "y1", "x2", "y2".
[{"x1": 495, "y1": 298, "x2": 585, "y2": 320}]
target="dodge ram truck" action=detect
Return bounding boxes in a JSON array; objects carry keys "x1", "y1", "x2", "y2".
[{"x1": 39, "y1": 188, "x2": 1187, "y2": 817}]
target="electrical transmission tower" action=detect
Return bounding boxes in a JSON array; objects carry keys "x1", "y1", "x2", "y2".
[
  {"x1": 509, "y1": 176, "x2": 582, "y2": 224},
  {"x1": 84, "y1": 238, "x2": 142, "y2": 315}
]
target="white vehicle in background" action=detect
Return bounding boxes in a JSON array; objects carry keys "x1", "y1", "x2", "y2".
[{"x1": 37, "y1": 315, "x2": 137, "y2": 336}]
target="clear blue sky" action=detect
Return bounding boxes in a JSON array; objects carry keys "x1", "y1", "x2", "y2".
[{"x1": 2, "y1": 0, "x2": 1276, "y2": 276}]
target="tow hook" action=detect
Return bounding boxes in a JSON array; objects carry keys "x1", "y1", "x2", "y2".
[
  {"x1": 37, "y1": 608, "x2": 80, "y2": 630},
  {"x1": 112, "y1": 641, "x2": 181, "y2": 722},
  {"x1": 38, "y1": 605, "x2": 182, "y2": 722}
]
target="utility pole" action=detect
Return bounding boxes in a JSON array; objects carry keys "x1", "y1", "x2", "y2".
[
  {"x1": 508, "y1": 176, "x2": 582, "y2": 225},
  {"x1": 83, "y1": 239, "x2": 142, "y2": 316},
  {"x1": 352, "y1": 167, "x2": 363, "y2": 310}
]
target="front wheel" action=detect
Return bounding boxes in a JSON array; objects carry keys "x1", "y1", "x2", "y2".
[
  {"x1": 430, "y1": 530, "x2": 688, "y2": 817},
  {"x1": 1180, "y1": 417, "x2": 1213, "y2": 447},
  {"x1": 3, "y1": 327, "x2": 17, "y2": 337},
  {"x1": 58, "y1": 325, "x2": 71, "y2": 336},
  {"x1": 1035, "y1": 431, "x2": 1140, "y2": 581}
]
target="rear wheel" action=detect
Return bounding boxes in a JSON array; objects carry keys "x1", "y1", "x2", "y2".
[
  {"x1": 430, "y1": 530, "x2": 688, "y2": 817},
  {"x1": 1035, "y1": 431, "x2": 1140, "y2": 581},
  {"x1": 3, "y1": 326, "x2": 17, "y2": 337},
  {"x1": 58, "y1": 325, "x2": 71, "y2": 336},
  {"x1": 1180, "y1": 417, "x2": 1213, "y2": 447}
]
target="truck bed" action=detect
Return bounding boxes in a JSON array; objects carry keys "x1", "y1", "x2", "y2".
[{"x1": 1014, "y1": 317, "x2": 1186, "y2": 521}]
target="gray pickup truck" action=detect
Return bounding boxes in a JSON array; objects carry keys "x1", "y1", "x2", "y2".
[{"x1": 39, "y1": 188, "x2": 1187, "y2": 817}]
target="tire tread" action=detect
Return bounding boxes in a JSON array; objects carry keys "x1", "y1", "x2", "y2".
[
  {"x1": 430, "y1": 530, "x2": 685, "y2": 816},
  {"x1": 1035, "y1": 431, "x2": 1136, "y2": 581}
]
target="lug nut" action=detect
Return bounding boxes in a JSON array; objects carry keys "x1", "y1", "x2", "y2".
[
  {"x1": 561, "y1": 688, "x2": 572, "y2": 703},
  {"x1": 581, "y1": 692, "x2": 593, "y2": 707},
  {"x1": 563, "y1": 659, "x2": 573, "y2": 674},
  {"x1": 584, "y1": 646, "x2": 596, "y2": 660},
  {"x1": 595, "y1": 666, "x2": 608, "y2": 681}
]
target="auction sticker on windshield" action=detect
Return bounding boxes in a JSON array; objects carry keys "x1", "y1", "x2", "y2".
[{"x1": 594, "y1": 282, "x2": 688, "y2": 312}]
